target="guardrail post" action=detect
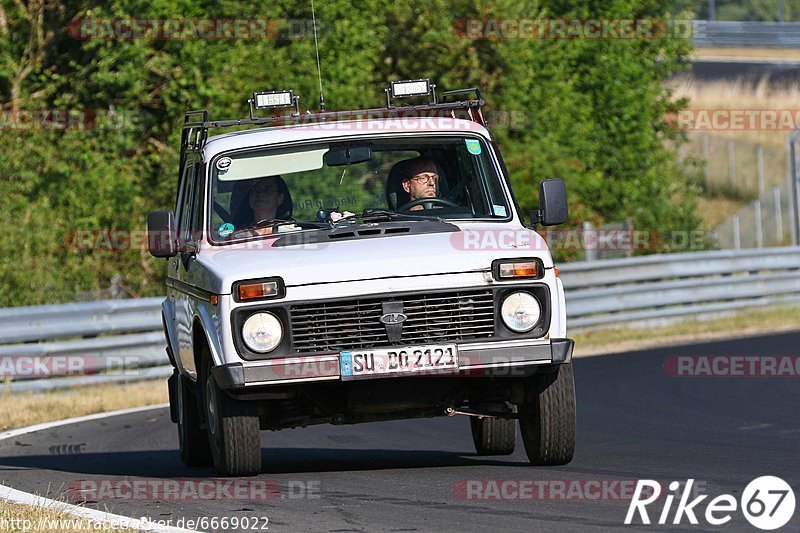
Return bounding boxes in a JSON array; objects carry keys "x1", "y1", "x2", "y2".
[
  {"x1": 774, "y1": 186, "x2": 783, "y2": 244},
  {"x1": 733, "y1": 214, "x2": 741, "y2": 250},
  {"x1": 728, "y1": 139, "x2": 736, "y2": 187},
  {"x1": 787, "y1": 133, "x2": 800, "y2": 245},
  {"x1": 583, "y1": 221, "x2": 596, "y2": 262},
  {"x1": 754, "y1": 199, "x2": 763, "y2": 248}
]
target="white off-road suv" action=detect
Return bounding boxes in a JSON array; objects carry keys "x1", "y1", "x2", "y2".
[{"x1": 148, "y1": 80, "x2": 575, "y2": 476}]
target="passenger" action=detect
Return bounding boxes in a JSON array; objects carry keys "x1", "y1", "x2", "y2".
[{"x1": 232, "y1": 175, "x2": 292, "y2": 234}]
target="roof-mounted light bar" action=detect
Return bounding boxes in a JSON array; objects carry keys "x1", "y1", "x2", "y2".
[
  {"x1": 385, "y1": 78, "x2": 437, "y2": 108},
  {"x1": 248, "y1": 90, "x2": 301, "y2": 119}
]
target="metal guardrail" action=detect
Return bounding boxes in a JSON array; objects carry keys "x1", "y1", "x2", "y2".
[
  {"x1": 692, "y1": 20, "x2": 800, "y2": 48},
  {"x1": 559, "y1": 246, "x2": 800, "y2": 329},
  {"x1": 2, "y1": 246, "x2": 799, "y2": 392}
]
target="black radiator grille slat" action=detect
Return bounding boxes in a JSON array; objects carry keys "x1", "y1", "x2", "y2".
[{"x1": 289, "y1": 290, "x2": 495, "y2": 353}]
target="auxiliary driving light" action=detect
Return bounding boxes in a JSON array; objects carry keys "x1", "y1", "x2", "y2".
[
  {"x1": 242, "y1": 312, "x2": 283, "y2": 353},
  {"x1": 500, "y1": 292, "x2": 542, "y2": 333},
  {"x1": 386, "y1": 78, "x2": 437, "y2": 107},
  {"x1": 390, "y1": 79, "x2": 432, "y2": 98},
  {"x1": 253, "y1": 90, "x2": 295, "y2": 109}
]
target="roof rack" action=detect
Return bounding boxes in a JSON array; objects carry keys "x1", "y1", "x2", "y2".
[{"x1": 180, "y1": 82, "x2": 486, "y2": 153}]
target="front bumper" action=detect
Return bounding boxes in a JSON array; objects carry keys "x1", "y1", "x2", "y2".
[{"x1": 212, "y1": 338, "x2": 574, "y2": 390}]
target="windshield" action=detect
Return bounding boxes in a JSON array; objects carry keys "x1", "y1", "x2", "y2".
[{"x1": 208, "y1": 135, "x2": 510, "y2": 242}]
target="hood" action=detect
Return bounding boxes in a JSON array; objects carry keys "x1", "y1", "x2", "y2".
[{"x1": 196, "y1": 223, "x2": 553, "y2": 294}]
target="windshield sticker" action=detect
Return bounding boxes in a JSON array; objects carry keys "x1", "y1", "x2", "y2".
[
  {"x1": 217, "y1": 223, "x2": 234, "y2": 237},
  {"x1": 465, "y1": 139, "x2": 482, "y2": 155},
  {"x1": 493, "y1": 205, "x2": 507, "y2": 217},
  {"x1": 216, "y1": 157, "x2": 232, "y2": 172}
]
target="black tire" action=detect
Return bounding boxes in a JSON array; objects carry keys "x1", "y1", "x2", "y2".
[
  {"x1": 202, "y1": 353, "x2": 261, "y2": 477},
  {"x1": 470, "y1": 417, "x2": 517, "y2": 456},
  {"x1": 519, "y1": 363, "x2": 576, "y2": 466},
  {"x1": 176, "y1": 373, "x2": 213, "y2": 467}
]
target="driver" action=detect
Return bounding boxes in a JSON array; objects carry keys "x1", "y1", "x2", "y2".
[{"x1": 400, "y1": 157, "x2": 440, "y2": 211}]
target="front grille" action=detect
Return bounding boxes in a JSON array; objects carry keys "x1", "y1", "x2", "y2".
[{"x1": 290, "y1": 289, "x2": 495, "y2": 353}]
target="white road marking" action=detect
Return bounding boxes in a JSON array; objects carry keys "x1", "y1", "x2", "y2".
[{"x1": 0, "y1": 403, "x2": 198, "y2": 533}]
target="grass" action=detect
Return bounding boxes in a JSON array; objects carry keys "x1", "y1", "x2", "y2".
[
  {"x1": 573, "y1": 303, "x2": 800, "y2": 357},
  {"x1": 0, "y1": 500, "x2": 131, "y2": 532},
  {"x1": 692, "y1": 47, "x2": 800, "y2": 60},
  {"x1": 667, "y1": 78, "x2": 797, "y2": 231},
  {"x1": 0, "y1": 380, "x2": 168, "y2": 432}
]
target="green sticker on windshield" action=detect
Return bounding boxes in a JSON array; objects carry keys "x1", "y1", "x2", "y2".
[
  {"x1": 218, "y1": 223, "x2": 234, "y2": 237},
  {"x1": 465, "y1": 139, "x2": 482, "y2": 155}
]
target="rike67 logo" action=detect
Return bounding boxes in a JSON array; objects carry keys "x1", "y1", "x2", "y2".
[{"x1": 625, "y1": 477, "x2": 795, "y2": 530}]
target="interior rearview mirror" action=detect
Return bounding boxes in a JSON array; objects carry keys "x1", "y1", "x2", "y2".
[{"x1": 324, "y1": 146, "x2": 372, "y2": 166}]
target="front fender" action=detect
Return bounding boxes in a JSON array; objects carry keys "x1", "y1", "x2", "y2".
[
  {"x1": 161, "y1": 298, "x2": 179, "y2": 367},
  {"x1": 193, "y1": 299, "x2": 224, "y2": 368}
]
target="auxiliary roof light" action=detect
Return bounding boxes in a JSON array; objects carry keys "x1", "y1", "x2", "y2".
[
  {"x1": 248, "y1": 90, "x2": 300, "y2": 119},
  {"x1": 385, "y1": 78, "x2": 437, "y2": 107}
]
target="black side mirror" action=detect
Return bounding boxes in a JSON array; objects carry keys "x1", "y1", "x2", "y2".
[
  {"x1": 531, "y1": 178, "x2": 568, "y2": 226},
  {"x1": 147, "y1": 210, "x2": 177, "y2": 258}
]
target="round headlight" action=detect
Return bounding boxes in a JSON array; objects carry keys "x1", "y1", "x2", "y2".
[
  {"x1": 500, "y1": 292, "x2": 541, "y2": 333},
  {"x1": 242, "y1": 312, "x2": 283, "y2": 353}
]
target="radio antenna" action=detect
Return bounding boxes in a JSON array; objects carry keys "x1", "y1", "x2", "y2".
[{"x1": 311, "y1": 0, "x2": 325, "y2": 112}]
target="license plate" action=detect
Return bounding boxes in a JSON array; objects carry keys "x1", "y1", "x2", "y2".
[{"x1": 340, "y1": 344, "x2": 458, "y2": 380}]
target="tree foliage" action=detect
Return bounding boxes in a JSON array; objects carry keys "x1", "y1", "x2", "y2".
[{"x1": 0, "y1": 0, "x2": 698, "y2": 305}]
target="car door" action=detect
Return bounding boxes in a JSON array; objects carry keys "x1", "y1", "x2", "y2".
[{"x1": 171, "y1": 156, "x2": 201, "y2": 376}]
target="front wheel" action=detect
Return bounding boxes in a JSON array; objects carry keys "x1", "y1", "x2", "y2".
[
  {"x1": 519, "y1": 363, "x2": 576, "y2": 466},
  {"x1": 202, "y1": 352, "x2": 261, "y2": 477}
]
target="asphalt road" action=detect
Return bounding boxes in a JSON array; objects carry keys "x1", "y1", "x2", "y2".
[{"x1": 1, "y1": 332, "x2": 799, "y2": 532}]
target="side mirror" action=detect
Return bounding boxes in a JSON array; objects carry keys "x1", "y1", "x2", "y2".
[
  {"x1": 147, "y1": 210, "x2": 177, "y2": 258},
  {"x1": 531, "y1": 178, "x2": 568, "y2": 227}
]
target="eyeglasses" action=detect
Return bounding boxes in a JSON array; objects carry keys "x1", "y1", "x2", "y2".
[{"x1": 407, "y1": 173, "x2": 439, "y2": 185}]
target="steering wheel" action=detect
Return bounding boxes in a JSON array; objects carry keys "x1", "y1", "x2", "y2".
[{"x1": 397, "y1": 197, "x2": 460, "y2": 213}]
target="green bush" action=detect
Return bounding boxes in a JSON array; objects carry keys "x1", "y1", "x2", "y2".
[{"x1": 0, "y1": 0, "x2": 699, "y2": 306}]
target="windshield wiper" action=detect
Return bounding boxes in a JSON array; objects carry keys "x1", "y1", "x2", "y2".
[
  {"x1": 332, "y1": 209, "x2": 445, "y2": 226},
  {"x1": 232, "y1": 218, "x2": 327, "y2": 238}
]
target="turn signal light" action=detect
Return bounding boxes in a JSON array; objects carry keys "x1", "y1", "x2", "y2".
[
  {"x1": 498, "y1": 261, "x2": 539, "y2": 279},
  {"x1": 235, "y1": 278, "x2": 285, "y2": 303}
]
